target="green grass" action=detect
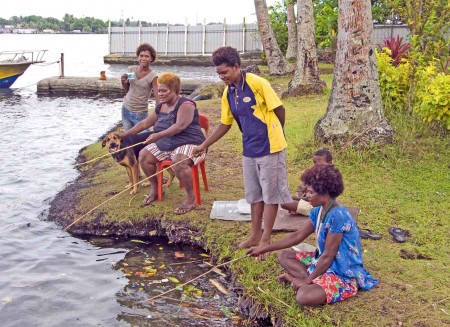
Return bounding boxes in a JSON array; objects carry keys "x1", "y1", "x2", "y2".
[{"x1": 75, "y1": 71, "x2": 449, "y2": 326}]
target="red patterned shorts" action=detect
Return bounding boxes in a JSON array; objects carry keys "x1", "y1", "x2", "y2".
[{"x1": 295, "y1": 250, "x2": 358, "y2": 304}]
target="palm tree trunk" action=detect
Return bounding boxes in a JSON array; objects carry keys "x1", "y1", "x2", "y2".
[
  {"x1": 314, "y1": 0, "x2": 393, "y2": 145},
  {"x1": 285, "y1": 0, "x2": 297, "y2": 60},
  {"x1": 282, "y1": 0, "x2": 325, "y2": 97},
  {"x1": 254, "y1": 0, "x2": 293, "y2": 75}
]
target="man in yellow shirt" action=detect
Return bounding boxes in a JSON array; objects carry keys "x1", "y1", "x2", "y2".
[{"x1": 194, "y1": 47, "x2": 291, "y2": 252}]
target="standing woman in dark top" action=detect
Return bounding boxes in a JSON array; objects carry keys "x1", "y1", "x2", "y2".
[{"x1": 116, "y1": 73, "x2": 206, "y2": 213}]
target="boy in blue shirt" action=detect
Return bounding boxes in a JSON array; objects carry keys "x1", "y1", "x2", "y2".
[{"x1": 194, "y1": 47, "x2": 291, "y2": 253}]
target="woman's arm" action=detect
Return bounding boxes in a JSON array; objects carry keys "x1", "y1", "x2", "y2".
[
  {"x1": 304, "y1": 232, "x2": 342, "y2": 283},
  {"x1": 121, "y1": 74, "x2": 130, "y2": 93},
  {"x1": 247, "y1": 221, "x2": 315, "y2": 256},
  {"x1": 116, "y1": 112, "x2": 157, "y2": 138},
  {"x1": 151, "y1": 77, "x2": 160, "y2": 105},
  {"x1": 145, "y1": 102, "x2": 194, "y2": 143}
]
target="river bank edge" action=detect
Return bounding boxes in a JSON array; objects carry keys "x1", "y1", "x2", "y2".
[
  {"x1": 45, "y1": 70, "x2": 450, "y2": 327},
  {"x1": 46, "y1": 121, "x2": 277, "y2": 326}
]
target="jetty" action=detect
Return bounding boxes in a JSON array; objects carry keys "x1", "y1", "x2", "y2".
[
  {"x1": 37, "y1": 76, "x2": 208, "y2": 97},
  {"x1": 103, "y1": 53, "x2": 264, "y2": 67}
]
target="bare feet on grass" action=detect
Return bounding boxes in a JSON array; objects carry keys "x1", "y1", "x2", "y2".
[
  {"x1": 238, "y1": 235, "x2": 261, "y2": 250},
  {"x1": 277, "y1": 272, "x2": 308, "y2": 291},
  {"x1": 278, "y1": 272, "x2": 295, "y2": 284}
]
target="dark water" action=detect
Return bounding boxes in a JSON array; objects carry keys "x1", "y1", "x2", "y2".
[{"x1": 0, "y1": 34, "x2": 240, "y2": 326}]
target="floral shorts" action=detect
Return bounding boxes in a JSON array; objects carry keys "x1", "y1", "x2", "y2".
[
  {"x1": 295, "y1": 250, "x2": 359, "y2": 304},
  {"x1": 145, "y1": 143, "x2": 206, "y2": 166}
]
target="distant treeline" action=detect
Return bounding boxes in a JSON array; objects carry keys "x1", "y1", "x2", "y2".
[{"x1": 0, "y1": 14, "x2": 166, "y2": 33}]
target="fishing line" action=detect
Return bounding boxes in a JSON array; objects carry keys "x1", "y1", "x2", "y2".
[
  {"x1": 64, "y1": 156, "x2": 192, "y2": 231},
  {"x1": 74, "y1": 141, "x2": 146, "y2": 167}
]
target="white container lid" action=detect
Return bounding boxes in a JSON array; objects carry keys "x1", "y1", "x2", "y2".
[{"x1": 237, "y1": 199, "x2": 251, "y2": 215}]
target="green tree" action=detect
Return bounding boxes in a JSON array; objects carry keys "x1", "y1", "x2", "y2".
[{"x1": 267, "y1": 1, "x2": 288, "y2": 55}]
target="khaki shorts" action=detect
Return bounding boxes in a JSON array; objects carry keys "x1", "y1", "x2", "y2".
[{"x1": 242, "y1": 149, "x2": 291, "y2": 204}]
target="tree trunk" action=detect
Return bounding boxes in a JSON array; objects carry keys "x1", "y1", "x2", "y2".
[
  {"x1": 285, "y1": 0, "x2": 297, "y2": 60},
  {"x1": 254, "y1": 0, "x2": 293, "y2": 75},
  {"x1": 314, "y1": 0, "x2": 393, "y2": 146},
  {"x1": 282, "y1": 0, "x2": 325, "y2": 97}
]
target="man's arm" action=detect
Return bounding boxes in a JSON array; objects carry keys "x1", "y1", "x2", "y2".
[
  {"x1": 274, "y1": 105, "x2": 285, "y2": 128},
  {"x1": 193, "y1": 123, "x2": 232, "y2": 154}
]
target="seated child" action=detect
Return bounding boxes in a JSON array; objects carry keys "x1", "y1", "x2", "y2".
[{"x1": 281, "y1": 149, "x2": 333, "y2": 215}]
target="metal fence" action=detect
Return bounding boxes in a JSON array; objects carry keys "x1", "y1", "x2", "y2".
[
  {"x1": 109, "y1": 23, "x2": 262, "y2": 55},
  {"x1": 373, "y1": 25, "x2": 410, "y2": 45},
  {"x1": 108, "y1": 23, "x2": 410, "y2": 55}
]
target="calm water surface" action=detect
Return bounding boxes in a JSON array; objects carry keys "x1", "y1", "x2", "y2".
[{"x1": 0, "y1": 34, "x2": 238, "y2": 326}]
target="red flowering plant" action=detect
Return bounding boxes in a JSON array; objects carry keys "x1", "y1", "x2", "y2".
[{"x1": 378, "y1": 35, "x2": 411, "y2": 66}]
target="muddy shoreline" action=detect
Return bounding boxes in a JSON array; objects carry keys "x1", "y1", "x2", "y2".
[{"x1": 46, "y1": 136, "x2": 278, "y2": 326}]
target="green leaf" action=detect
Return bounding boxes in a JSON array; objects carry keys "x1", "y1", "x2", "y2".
[{"x1": 168, "y1": 277, "x2": 180, "y2": 283}]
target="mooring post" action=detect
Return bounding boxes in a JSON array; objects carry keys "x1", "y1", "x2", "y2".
[
  {"x1": 60, "y1": 53, "x2": 64, "y2": 78},
  {"x1": 242, "y1": 17, "x2": 246, "y2": 54}
]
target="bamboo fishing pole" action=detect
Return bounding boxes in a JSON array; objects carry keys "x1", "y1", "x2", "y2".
[
  {"x1": 74, "y1": 141, "x2": 146, "y2": 167},
  {"x1": 139, "y1": 254, "x2": 249, "y2": 305}
]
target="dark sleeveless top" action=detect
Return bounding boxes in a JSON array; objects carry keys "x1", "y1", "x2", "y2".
[{"x1": 154, "y1": 96, "x2": 206, "y2": 151}]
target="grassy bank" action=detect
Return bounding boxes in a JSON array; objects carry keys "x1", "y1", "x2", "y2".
[{"x1": 74, "y1": 69, "x2": 449, "y2": 326}]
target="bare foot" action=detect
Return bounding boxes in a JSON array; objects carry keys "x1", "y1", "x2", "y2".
[
  {"x1": 278, "y1": 272, "x2": 295, "y2": 284},
  {"x1": 238, "y1": 236, "x2": 261, "y2": 249},
  {"x1": 256, "y1": 240, "x2": 270, "y2": 261}
]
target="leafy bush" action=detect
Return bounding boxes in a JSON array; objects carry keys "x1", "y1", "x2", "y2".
[
  {"x1": 378, "y1": 35, "x2": 410, "y2": 66},
  {"x1": 376, "y1": 50, "x2": 411, "y2": 114},
  {"x1": 414, "y1": 65, "x2": 450, "y2": 129},
  {"x1": 377, "y1": 51, "x2": 450, "y2": 129}
]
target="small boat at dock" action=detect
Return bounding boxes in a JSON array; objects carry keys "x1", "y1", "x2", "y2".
[{"x1": 0, "y1": 50, "x2": 47, "y2": 88}]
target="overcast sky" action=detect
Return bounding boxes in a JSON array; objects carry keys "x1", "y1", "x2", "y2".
[{"x1": 2, "y1": 0, "x2": 279, "y2": 25}]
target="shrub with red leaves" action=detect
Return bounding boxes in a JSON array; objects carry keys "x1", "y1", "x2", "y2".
[{"x1": 378, "y1": 35, "x2": 410, "y2": 66}]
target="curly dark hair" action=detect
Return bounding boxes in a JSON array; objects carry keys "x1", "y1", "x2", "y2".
[
  {"x1": 314, "y1": 149, "x2": 333, "y2": 163},
  {"x1": 301, "y1": 164, "x2": 344, "y2": 198},
  {"x1": 211, "y1": 46, "x2": 241, "y2": 67},
  {"x1": 136, "y1": 43, "x2": 156, "y2": 62}
]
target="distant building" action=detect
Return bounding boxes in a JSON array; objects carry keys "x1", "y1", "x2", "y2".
[
  {"x1": 42, "y1": 29, "x2": 55, "y2": 34},
  {"x1": 72, "y1": 29, "x2": 82, "y2": 33},
  {"x1": 13, "y1": 28, "x2": 38, "y2": 34},
  {"x1": 0, "y1": 25, "x2": 14, "y2": 33}
]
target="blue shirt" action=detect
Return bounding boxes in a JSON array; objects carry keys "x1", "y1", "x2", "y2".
[{"x1": 309, "y1": 206, "x2": 378, "y2": 290}]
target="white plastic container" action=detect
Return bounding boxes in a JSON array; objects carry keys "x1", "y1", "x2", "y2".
[{"x1": 237, "y1": 199, "x2": 251, "y2": 215}]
